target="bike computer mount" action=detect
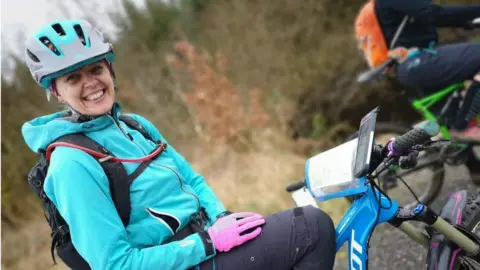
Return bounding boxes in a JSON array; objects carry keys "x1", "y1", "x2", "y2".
[
  {"x1": 353, "y1": 107, "x2": 378, "y2": 178},
  {"x1": 303, "y1": 108, "x2": 378, "y2": 202}
]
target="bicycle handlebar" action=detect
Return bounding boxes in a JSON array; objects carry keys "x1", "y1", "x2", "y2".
[
  {"x1": 388, "y1": 120, "x2": 440, "y2": 155},
  {"x1": 286, "y1": 180, "x2": 306, "y2": 192},
  {"x1": 285, "y1": 121, "x2": 441, "y2": 192},
  {"x1": 357, "y1": 58, "x2": 397, "y2": 83}
]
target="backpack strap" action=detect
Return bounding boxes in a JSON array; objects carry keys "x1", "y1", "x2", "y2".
[
  {"x1": 47, "y1": 133, "x2": 166, "y2": 226},
  {"x1": 103, "y1": 144, "x2": 164, "y2": 225},
  {"x1": 41, "y1": 120, "x2": 167, "y2": 269},
  {"x1": 119, "y1": 114, "x2": 156, "y2": 143},
  {"x1": 46, "y1": 138, "x2": 166, "y2": 163},
  {"x1": 49, "y1": 134, "x2": 132, "y2": 226}
]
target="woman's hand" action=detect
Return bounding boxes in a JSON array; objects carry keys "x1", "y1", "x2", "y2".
[
  {"x1": 207, "y1": 212, "x2": 265, "y2": 252},
  {"x1": 387, "y1": 47, "x2": 418, "y2": 64}
]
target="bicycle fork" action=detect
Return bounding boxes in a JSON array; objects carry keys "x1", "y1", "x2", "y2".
[{"x1": 390, "y1": 190, "x2": 480, "y2": 269}]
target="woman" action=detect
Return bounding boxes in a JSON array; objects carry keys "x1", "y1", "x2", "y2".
[{"x1": 21, "y1": 19, "x2": 336, "y2": 270}]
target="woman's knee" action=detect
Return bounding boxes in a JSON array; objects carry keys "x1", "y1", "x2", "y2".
[
  {"x1": 302, "y1": 205, "x2": 334, "y2": 227},
  {"x1": 301, "y1": 206, "x2": 336, "y2": 244}
]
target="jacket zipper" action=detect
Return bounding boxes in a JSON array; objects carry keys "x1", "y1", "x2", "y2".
[
  {"x1": 108, "y1": 115, "x2": 132, "y2": 140},
  {"x1": 109, "y1": 116, "x2": 201, "y2": 212},
  {"x1": 152, "y1": 163, "x2": 202, "y2": 214}
]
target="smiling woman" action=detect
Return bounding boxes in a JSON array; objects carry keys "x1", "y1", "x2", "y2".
[
  {"x1": 54, "y1": 61, "x2": 116, "y2": 116},
  {"x1": 20, "y1": 19, "x2": 337, "y2": 270}
]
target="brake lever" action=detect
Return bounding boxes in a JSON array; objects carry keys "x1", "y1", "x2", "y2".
[
  {"x1": 375, "y1": 139, "x2": 450, "y2": 173},
  {"x1": 418, "y1": 139, "x2": 451, "y2": 150},
  {"x1": 398, "y1": 151, "x2": 419, "y2": 169}
]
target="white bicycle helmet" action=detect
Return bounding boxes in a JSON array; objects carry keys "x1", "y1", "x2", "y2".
[{"x1": 24, "y1": 19, "x2": 115, "y2": 89}]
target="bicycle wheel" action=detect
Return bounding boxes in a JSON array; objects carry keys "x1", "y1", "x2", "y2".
[
  {"x1": 451, "y1": 190, "x2": 480, "y2": 269},
  {"x1": 345, "y1": 122, "x2": 445, "y2": 210},
  {"x1": 465, "y1": 146, "x2": 480, "y2": 186}
]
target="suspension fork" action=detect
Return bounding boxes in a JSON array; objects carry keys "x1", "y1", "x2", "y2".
[{"x1": 390, "y1": 205, "x2": 480, "y2": 255}]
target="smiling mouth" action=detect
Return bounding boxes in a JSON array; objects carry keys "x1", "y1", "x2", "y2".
[{"x1": 84, "y1": 89, "x2": 106, "y2": 101}]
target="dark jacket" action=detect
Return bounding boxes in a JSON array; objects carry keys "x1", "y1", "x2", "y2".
[{"x1": 375, "y1": 0, "x2": 480, "y2": 49}]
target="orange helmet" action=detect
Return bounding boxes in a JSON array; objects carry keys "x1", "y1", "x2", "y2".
[{"x1": 355, "y1": 1, "x2": 389, "y2": 68}]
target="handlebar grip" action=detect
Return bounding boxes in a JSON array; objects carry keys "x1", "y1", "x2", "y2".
[
  {"x1": 286, "y1": 180, "x2": 306, "y2": 192},
  {"x1": 390, "y1": 120, "x2": 440, "y2": 154}
]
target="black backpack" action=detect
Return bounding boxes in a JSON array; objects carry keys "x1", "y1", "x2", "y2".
[{"x1": 27, "y1": 115, "x2": 167, "y2": 270}]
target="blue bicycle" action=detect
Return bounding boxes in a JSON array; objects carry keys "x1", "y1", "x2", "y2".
[{"x1": 286, "y1": 108, "x2": 480, "y2": 270}]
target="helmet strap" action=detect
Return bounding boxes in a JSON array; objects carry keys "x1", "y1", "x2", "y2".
[{"x1": 45, "y1": 90, "x2": 52, "y2": 102}]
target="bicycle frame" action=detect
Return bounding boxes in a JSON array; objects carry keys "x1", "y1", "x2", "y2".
[
  {"x1": 336, "y1": 178, "x2": 480, "y2": 270},
  {"x1": 298, "y1": 102, "x2": 480, "y2": 269},
  {"x1": 411, "y1": 82, "x2": 464, "y2": 139},
  {"x1": 335, "y1": 182, "x2": 398, "y2": 270},
  {"x1": 410, "y1": 82, "x2": 480, "y2": 140}
]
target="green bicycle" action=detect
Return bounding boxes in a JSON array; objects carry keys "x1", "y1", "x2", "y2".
[{"x1": 347, "y1": 59, "x2": 480, "y2": 210}]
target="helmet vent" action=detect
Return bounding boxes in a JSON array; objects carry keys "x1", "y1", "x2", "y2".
[
  {"x1": 39, "y1": 37, "x2": 61, "y2": 56},
  {"x1": 73, "y1": 24, "x2": 87, "y2": 46},
  {"x1": 52, "y1": 23, "x2": 66, "y2": 36},
  {"x1": 26, "y1": 49, "x2": 40, "y2": 62}
]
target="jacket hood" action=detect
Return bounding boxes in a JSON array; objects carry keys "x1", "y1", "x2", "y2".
[{"x1": 22, "y1": 103, "x2": 122, "y2": 153}]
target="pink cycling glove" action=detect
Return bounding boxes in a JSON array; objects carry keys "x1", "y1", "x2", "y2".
[{"x1": 207, "y1": 212, "x2": 265, "y2": 252}]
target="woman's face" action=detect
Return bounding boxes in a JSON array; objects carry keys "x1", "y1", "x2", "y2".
[{"x1": 54, "y1": 60, "x2": 115, "y2": 116}]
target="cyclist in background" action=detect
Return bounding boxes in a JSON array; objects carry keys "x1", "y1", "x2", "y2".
[{"x1": 355, "y1": 0, "x2": 480, "y2": 141}]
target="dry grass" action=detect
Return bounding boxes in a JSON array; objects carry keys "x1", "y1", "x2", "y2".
[
  {"x1": 190, "y1": 130, "x2": 351, "y2": 219},
  {"x1": 166, "y1": 40, "x2": 269, "y2": 149},
  {"x1": 2, "y1": 217, "x2": 68, "y2": 270}
]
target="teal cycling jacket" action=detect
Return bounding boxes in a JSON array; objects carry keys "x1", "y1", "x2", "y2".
[{"x1": 22, "y1": 103, "x2": 226, "y2": 270}]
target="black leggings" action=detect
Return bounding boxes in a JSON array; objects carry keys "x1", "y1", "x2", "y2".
[
  {"x1": 396, "y1": 41, "x2": 480, "y2": 93},
  {"x1": 195, "y1": 205, "x2": 337, "y2": 270},
  {"x1": 396, "y1": 41, "x2": 480, "y2": 129}
]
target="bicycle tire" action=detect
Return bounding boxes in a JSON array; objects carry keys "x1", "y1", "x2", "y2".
[
  {"x1": 345, "y1": 122, "x2": 445, "y2": 209},
  {"x1": 465, "y1": 148, "x2": 480, "y2": 186},
  {"x1": 451, "y1": 190, "x2": 480, "y2": 269}
]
